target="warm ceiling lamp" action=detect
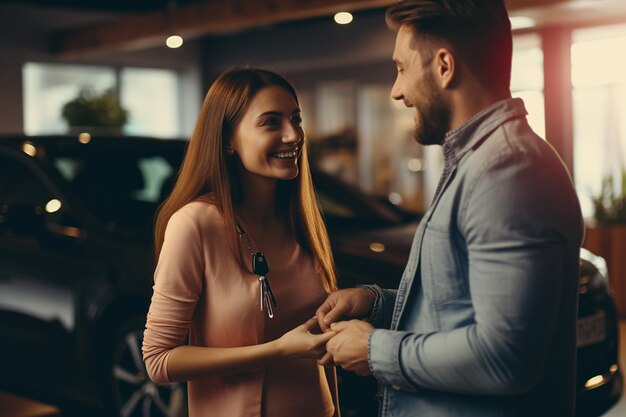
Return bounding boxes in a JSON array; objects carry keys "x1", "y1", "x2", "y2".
[
  {"x1": 165, "y1": 0, "x2": 184, "y2": 49},
  {"x1": 166, "y1": 35, "x2": 184, "y2": 49},
  {"x1": 334, "y1": 12, "x2": 353, "y2": 25}
]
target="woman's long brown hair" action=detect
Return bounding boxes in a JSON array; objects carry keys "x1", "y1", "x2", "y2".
[{"x1": 154, "y1": 66, "x2": 337, "y2": 292}]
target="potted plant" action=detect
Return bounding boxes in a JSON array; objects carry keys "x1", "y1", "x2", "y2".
[
  {"x1": 61, "y1": 88, "x2": 129, "y2": 133},
  {"x1": 592, "y1": 170, "x2": 626, "y2": 224},
  {"x1": 584, "y1": 169, "x2": 626, "y2": 316}
]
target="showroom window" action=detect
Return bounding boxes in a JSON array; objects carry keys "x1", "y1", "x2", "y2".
[
  {"x1": 572, "y1": 24, "x2": 626, "y2": 218},
  {"x1": 23, "y1": 63, "x2": 182, "y2": 138},
  {"x1": 511, "y1": 33, "x2": 545, "y2": 139},
  {"x1": 23, "y1": 63, "x2": 116, "y2": 136}
]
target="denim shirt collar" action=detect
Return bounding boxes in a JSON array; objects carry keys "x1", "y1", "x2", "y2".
[{"x1": 441, "y1": 97, "x2": 528, "y2": 169}]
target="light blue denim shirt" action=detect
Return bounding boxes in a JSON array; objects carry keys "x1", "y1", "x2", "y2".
[{"x1": 366, "y1": 98, "x2": 583, "y2": 417}]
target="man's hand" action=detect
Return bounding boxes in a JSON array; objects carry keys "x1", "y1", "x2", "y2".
[
  {"x1": 320, "y1": 320, "x2": 374, "y2": 376},
  {"x1": 316, "y1": 288, "x2": 375, "y2": 332}
]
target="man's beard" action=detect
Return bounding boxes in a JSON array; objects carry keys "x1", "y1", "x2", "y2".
[{"x1": 412, "y1": 72, "x2": 450, "y2": 146}]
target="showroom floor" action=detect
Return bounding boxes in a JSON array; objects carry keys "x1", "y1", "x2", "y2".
[{"x1": 2, "y1": 322, "x2": 626, "y2": 417}]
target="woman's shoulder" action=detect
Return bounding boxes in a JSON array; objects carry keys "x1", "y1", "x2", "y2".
[
  {"x1": 176, "y1": 193, "x2": 219, "y2": 215},
  {"x1": 172, "y1": 193, "x2": 224, "y2": 227}
]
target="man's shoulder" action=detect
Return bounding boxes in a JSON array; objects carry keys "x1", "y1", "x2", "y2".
[{"x1": 465, "y1": 118, "x2": 559, "y2": 176}]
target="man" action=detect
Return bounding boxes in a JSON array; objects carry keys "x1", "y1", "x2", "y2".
[{"x1": 316, "y1": 1, "x2": 584, "y2": 416}]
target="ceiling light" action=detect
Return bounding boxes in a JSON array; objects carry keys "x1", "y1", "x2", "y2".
[
  {"x1": 166, "y1": 35, "x2": 184, "y2": 49},
  {"x1": 334, "y1": 12, "x2": 353, "y2": 25},
  {"x1": 510, "y1": 16, "x2": 536, "y2": 30}
]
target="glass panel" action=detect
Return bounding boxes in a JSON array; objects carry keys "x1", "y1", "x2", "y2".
[
  {"x1": 23, "y1": 63, "x2": 116, "y2": 135},
  {"x1": 572, "y1": 25, "x2": 626, "y2": 218},
  {"x1": 120, "y1": 68, "x2": 181, "y2": 138}
]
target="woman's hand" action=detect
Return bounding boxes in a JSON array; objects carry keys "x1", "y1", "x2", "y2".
[{"x1": 275, "y1": 317, "x2": 336, "y2": 360}]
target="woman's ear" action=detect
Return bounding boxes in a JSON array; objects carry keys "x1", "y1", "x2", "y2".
[{"x1": 225, "y1": 143, "x2": 235, "y2": 155}]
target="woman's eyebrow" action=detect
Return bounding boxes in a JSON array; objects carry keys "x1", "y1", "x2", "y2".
[{"x1": 256, "y1": 108, "x2": 301, "y2": 119}]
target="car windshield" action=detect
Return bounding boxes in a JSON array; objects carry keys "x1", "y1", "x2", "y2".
[{"x1": 43, "y1": 140, "x2": 184, "y2": 241}]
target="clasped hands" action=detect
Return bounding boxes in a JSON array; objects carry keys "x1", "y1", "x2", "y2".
[{"x1": 314, "y1": 287, "x2": 376, "y2": 376}]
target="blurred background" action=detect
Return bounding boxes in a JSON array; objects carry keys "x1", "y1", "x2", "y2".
[
  {"x1": 2, "y1": 0, "x2": 626, "y2": 416},
  {"x1": 1, "y1": 0, "x2": 624, "y2": 217}
]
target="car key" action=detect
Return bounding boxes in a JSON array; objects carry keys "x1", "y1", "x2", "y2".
[
  {"x1": 252, "y1": 252, "x2": 276, "y2": 318},
  {"x1": 252, "y1": 252, "x2": 269, "y2": 276}
]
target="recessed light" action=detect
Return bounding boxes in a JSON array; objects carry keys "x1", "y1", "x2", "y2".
[
  {"x1": 334, "y1": 12, "x2": 353, "y2": 25},
  {"x1": 166, "y1": 35, "x2": 184, "y2": 48}
]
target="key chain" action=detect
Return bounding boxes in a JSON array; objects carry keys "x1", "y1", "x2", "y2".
[{"x1": 237, "y1": 224, "x2": 278, "y2": 318}]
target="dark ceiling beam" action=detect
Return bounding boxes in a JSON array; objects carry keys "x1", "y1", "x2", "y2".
[
  {"x1": 50, "y1": 0, "x2": 609, "y2": 56},
  {"x1": 50, "y1": 0, "x2": 391, "y2": 56}
]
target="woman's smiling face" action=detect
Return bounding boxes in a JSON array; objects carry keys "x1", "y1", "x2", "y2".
[{"x1": 230, "y1": 85, "x2": 303, "y2": 182}]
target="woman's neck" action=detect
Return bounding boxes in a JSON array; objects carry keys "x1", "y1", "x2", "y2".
[{"x1": 237, "y1": 175, "x2": 279, "y2": 233}]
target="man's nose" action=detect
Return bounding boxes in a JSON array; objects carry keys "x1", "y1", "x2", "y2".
[{"x1": 391, "y1": 78, "x2": 403, "y2": 101}]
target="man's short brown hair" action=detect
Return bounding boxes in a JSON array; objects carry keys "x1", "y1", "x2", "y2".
[{"x1": 386, "y1": 0, "x2": 513, "y2": 93}]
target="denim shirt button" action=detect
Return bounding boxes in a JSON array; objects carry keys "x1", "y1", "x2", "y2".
[{"x1": 392, "y1": 384, "x2": 401, "y2": 390}]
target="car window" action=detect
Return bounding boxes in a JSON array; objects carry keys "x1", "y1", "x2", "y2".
[
  {"x1": 134, "y1": 157, "x2": 174, "y2": 203},
  {"x1": 49, "y1": 151, "x2": 178, "y2": 242},
  {"x1": 54, "y1": 155, "x2": 173, "y2": 204}
]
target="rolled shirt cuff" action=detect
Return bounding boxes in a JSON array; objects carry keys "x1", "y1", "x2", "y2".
[
  {"x1": 369, "y1": 328, "x2": 420, "y2": 392},
  {"x1": 357, "y1": 284, "x2": 385, "y2": 328}
]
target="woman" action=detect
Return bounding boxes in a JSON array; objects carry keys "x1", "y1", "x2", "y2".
[{"x1": 142, "y1": 66, "x2": 340, "y2": 417}]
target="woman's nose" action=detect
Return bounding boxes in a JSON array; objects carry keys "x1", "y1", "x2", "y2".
[{"x1": 282, "y1": 122, "x2": 301, "y2": 143}]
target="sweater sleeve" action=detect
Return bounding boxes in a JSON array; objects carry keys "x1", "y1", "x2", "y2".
[{"x1": 142, "y1": 210, "x2": 205, "y2": 384}]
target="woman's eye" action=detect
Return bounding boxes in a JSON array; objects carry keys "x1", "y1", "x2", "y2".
[
  {"x1": 291, "y1": 115, "x2": 303, "y2": 126},
  {"x1": 262, "y1": 117, "x2": 279, "y2": 127}
]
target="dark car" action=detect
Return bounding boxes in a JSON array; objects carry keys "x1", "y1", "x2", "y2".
[{"x1": 0, "y1": 134, "x2": 621, "y2": 417}]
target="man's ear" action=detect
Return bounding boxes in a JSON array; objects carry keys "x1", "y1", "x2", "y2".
[{"x1": 435, "y1": 48, "x2": 455, "y2": 89}]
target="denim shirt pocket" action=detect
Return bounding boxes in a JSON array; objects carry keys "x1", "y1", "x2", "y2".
[{"x1": 420, "y1": 223, "x2": 467, "y2": 303}]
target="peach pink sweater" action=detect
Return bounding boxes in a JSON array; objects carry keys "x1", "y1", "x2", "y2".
[{"x1": 142, "y1": 196, "x2": 335, "y2": 417}]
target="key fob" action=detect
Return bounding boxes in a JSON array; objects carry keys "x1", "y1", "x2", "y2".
[{"x1": 252, "y1": 252, "x2": 269, "y2": 276}]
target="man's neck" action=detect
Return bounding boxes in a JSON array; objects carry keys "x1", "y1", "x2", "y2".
[{"x1": 449, "y1": 85, "x2": 511, "y2": 131}]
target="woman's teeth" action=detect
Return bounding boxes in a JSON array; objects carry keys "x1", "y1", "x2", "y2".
[{"x1": 273, "y1": 151, "x2": 297, "y2": 159}]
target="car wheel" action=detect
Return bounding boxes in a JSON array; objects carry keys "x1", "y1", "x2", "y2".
[{"x1": 108, "y1": 316, "x2": 187, "y2": 417}]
